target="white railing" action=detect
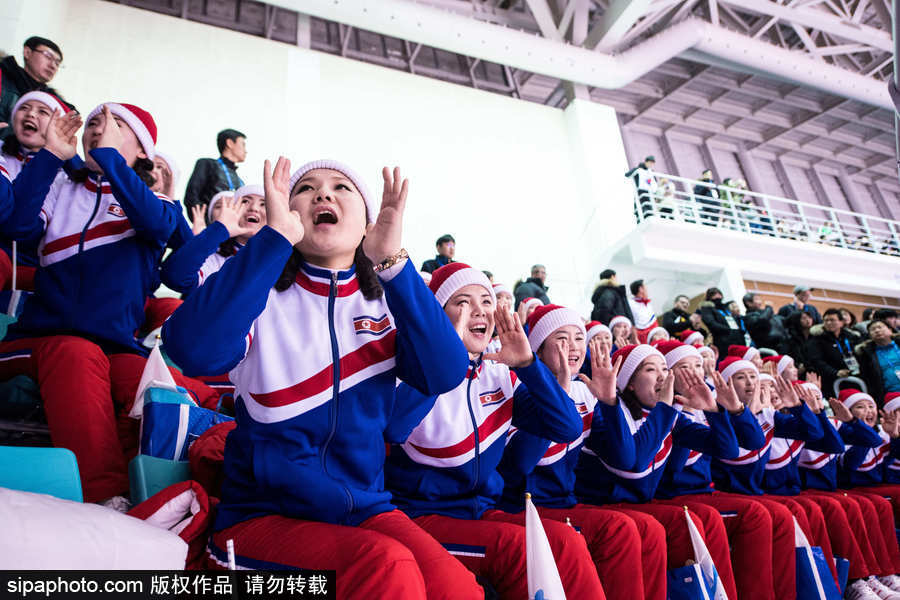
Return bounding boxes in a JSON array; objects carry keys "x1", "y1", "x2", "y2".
[{"x1": 631, "y1": 172, "x2": 900, "y2": 257}]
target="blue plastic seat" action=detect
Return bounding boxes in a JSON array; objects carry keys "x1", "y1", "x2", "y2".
[{"x1": 0, "y1": 445, "x2": 83, "y2": 502}]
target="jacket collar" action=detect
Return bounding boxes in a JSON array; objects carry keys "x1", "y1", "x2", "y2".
[
  {"x1": 294, "y1": 262, "x2": 359, "y2": 297},
  {"x1": 218, "y1": 155, "x2": 239, "y2": 170}
]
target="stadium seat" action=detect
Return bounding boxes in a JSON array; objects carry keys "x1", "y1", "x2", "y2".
[
  {"x1": 0, "y1": 446, "x2": 82, "y2": 502},
  {"x1": 128, "y1": 454, "x2": 190, "y2": 505}
]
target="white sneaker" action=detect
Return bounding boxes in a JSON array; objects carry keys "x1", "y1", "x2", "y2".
[
  {"x1": 879, "y1": 576, "x2": 900, "y2": 593},
  {"x1": 865, "y1": 577, "x2": 900, "y2": 600},
  {"x1": 846, "y1": 580, "x2": 885, "y2": 600},
  {"x1": 99, "y1": 495, "x2": 132, "y2": 514}
]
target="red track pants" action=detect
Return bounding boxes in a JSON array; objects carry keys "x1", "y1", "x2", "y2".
[
  {"x1": 767, "y1": 494, "x2": 842, "y2": 585},
  {"x1": 852, "y1": 483, "x2": 900, "y2": 522},
  {"x1": 208, "y1": 510, "x2": 482, "y2": 600},
  {"x1": 414, "y1": 510, "x2": 606, "y2": 600},
  {"x1": 0, "y1": 249, "x2": 35, "y2": 291},
  {"x1": 658, "y1": 493, "x2": 774, "y2": 600},
  {"x1": 0, "y1": 335, "x2": 220, "y2": 502},
  {"x1": 600, "y1": 502, "x2": 735, "y2": 600},
  {"x1": 492, "y1": 504, "x2": 650, "y2": 600}
]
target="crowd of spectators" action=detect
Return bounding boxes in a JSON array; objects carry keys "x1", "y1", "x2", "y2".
[{"x1": 5, "y1": 32, "x2": 900, "y2": 599}]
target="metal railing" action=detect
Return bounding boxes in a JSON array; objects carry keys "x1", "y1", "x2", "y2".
[{"x1": 631, "y1": 172, "x2": 900, "y2": 257}]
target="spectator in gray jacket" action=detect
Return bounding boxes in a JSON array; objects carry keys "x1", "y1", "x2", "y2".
[
  {"x1": 513, "y1": 264, "x2": 550, "y2": 309},
  {"x1": 742, "y1": 293, "x2": 788, "y2": 353}
]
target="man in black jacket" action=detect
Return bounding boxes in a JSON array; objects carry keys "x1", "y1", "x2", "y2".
[
  {"x1": 660, "y1": 295, "x2": 693, "y2": 337},
  {"x1": 420, "y1": 234, "x2": 455, "y2": 274},
  {"x1": 742, "y1": 293, "x2": 788, "y2": 353},
  {"x1": 0, "y1": 36, "x2": 73, "y2": 139},
  {"x1": 777, "y1": 285, "x2": 822, "y2": 324},
  {"x1": 183, "y1": 129, "x2": 247, "y2": 211},
  {"x1": 698, "y1": 287, "x2": 749, "y2": 357},
  {"x1": 807, "y1": 308, "x2": 861, "y2": 395},
  {"x1": 693, "y1": 169, "x2": 719, "y2": 226},
  {"x1": 513, "y1": 264, "x2": 550, "y2": 309},
  {"x1": 590, "y1": 269, "x2": 634, "y2": 324}
]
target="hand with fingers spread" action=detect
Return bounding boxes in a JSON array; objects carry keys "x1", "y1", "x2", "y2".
[
  {"x1": 751, "y1": 380, "x2": 767, "y2": 413},
  {"x1": 828, "y1": 398, "x2": 853, "y2": 423},
  {"x1": 614, "y1": 333, "x2": 628, "y2": 349},
  {"x1": 363, "y1": 167, "x2": 408, "y2": 265},
  {"x1": 263, "y1": 157, "x2": 304, "y2": 246},
  {"x1": 216, "y1": 196, "x2": 255, "y2": 238},
  {"x1": 761, "y1": 361, "x2": 778, "y2": 377},
  {"x1": 673, "y1": 368, "x2": 717, "y2": 412},
  {"x1": 627, "y1": 328, "x2": 639, "y2": 345},
  {"x1": 796, "y1": 384, "x2": 823, "y2": 414},
  {"x1": 774, "y1": 375, "x2": 800, "y2": 408},
  {"x1": 542, "y1": 338, "x2": 572, "y2": 392},
  {"x1": 97, "y1": 105, "x2": 124, "y2": 152},
  {"x1": 709, "y1": 370, "x2": 743, "y2": 413},
  {"x1": 44, "y1": 110, "x2": 81, "y2": 160},
  {"x1": 881, "y1": 410, "x2": 900, "y2": 438},
  {"x1": 805, "y1": 371, "x2": 822, "y2": 390},
  {"x1": 482, "y1": 309, "x2": 533, "y2": 368},
  {"x1": 191, "y1": 204, "x2": 207, "y2": 235},
  {"x1": 578, "y1": 337, "x2": 621, "y2": 406},
  {"x1": 657, "y1": 371, "x2": 676, "y2": 407}
]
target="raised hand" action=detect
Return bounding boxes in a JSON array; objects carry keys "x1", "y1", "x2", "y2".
[
  {"x1": 43, "y1": 110, "x2": 81, "y2": 160},
  {"x1": 881, "y1": 409, "x2": 900, "y2": 438},
  {"x1": 762, "y1": 361, "x2": 778, "y2": 377},
  {"x1": 627, "y1": 328, "x2": 639, "y2": 345},
  {"x1": 363, "y1": 167, "x2": 408, "y2": 265},
  {"x1": 482, "y1": 309, "x2": 534, "y2": 368},
  {"x1": 796, "y1": 384, "x2": 823, "y2": 414},
  {"x1": 775, "y1": 375, "x2": 801, "y2": 408},
  {"x1": 216, "y1": 196, "x2": 254, "y2": 238},
  {"x1": 658, "y1": 371, "x2": 676, "y2": 407},
  {"x1": 673, "y1": 368, "x2": 717, "y2": 412},
  {"x1": 190, "y1": 204, "x2": 207, "y2": 235},
  {"x1": 263, "y1": 157, "x2": 304, "y2": 246},
  {"x1": 578, "y1": 337, "x2": 622, "y2": 406},
  {"x1": 709, "y1": 370, "x2": 743, "y2": 413},
  {"x1": 805, "y1": 371, "x2": 822, "y2": 390},
  {"x1": 828, "y1": 398, "x2": 853, "y2": 423},
  {"x1": 542, "y1": 338, "x2": 572, "y2": 392},
  {"x1": 751, "y1": 380, "x2": 767, "y2": 413},
  {"x1": 614, "y1": 333, "x2": 628, "y2": 349},
  {"x1": 97, "y1": 105, "x2": 124, "y2": 152}
]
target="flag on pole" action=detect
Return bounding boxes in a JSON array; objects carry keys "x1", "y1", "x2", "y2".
[
  {"x1": 525, "y1": 493, "x2": 566, "y2": 600},
  {"x1": 129, "y1": 338, "x2": 181, "y2": 418},
  {"x1": 684, "y1": 506, "x2": 729, "y2": 600}
]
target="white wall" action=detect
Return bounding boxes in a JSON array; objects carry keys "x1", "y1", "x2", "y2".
[{"x1": 6, "y1": 0, "x2": 633, "y2": 312}]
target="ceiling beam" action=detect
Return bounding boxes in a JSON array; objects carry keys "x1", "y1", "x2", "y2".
[
  {"x1": 625, "y1": 65, "x2": 709, "y2": 123},
  {"x1": 717, "y1": 0, "x2": 893, "y2": 51},
  {"x1": 523, "y1": 0, "x2": 563, "y2": 40},
  {"x1": 584, "y1": 0, "x2": 654, "y2": 50}
]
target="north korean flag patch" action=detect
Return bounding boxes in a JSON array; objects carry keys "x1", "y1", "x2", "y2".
[
  {"x1": 353, "y1": 314, "x2": 392, "y2": 336},
  {"x1": 479, "y1": 387, "x2": 505, "y2": 407},
  {"x1": 575, "y1": 401, "x2": 590, "y2": 415},
  {"x1": 108, "y1": 203, "x2": 126, "y2": 218}
]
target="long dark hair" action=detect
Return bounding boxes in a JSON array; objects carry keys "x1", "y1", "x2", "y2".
[
  {"x1": 1, "y1": 135, "x2": 23, "y2": 157},
  {"x1": 619, "y1": 387, "x2": 645, "y2": 422},
  {"x1": 70, "y1": 156, "x2": 156, "y2": 188},
  {"x1": 275, "y1": 243, "x2": 383, "y2": 300},
  {"x1": 217, "y1": 238, "x2": 240, "y2": 258}
]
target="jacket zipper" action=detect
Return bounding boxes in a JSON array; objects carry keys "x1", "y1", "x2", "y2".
[
  {"x1": 464, "y1": 365, "x2": 480, "y2": 492},
  {"x1": 322, "y1": 271, "x2": 354, "y2": 517},
  {"x1": 79, "y1": 181, "x2": 103, "y2": 253}
]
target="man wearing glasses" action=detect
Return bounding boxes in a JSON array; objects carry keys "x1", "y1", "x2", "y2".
[{"x1": 0, "y1": 36, "x2": 74, "y2": 140}]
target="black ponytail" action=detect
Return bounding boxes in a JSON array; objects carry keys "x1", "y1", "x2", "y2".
[
  {"x1": 69, "y1": 155, "x2": 157, "y2": 189},
  {"x1": 275, "y1": 243, "x2": 383, "y2": 301}
]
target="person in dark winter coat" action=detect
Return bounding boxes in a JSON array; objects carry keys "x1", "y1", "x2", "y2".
[
  {"x1": 183, "y1": 129, "x2": 246, "y2": 212},
  {"x1": 693, "y1": 169, "x2": 719, "y2": 225},
  {"x1": 784, "y1": 311, "x2": 815, "y2": 374},
  {"x1": 698, "y1": 287, "x2": 748, "y2": 358},
  {"x1": 660, "y1": 295, "x2": 693, "y2": 337},
  {"x1": 807, "y1": 308, "x2": 862, "y2": 396},
  {"x1": 513, "y1": 264, "x2": 549, "y2": 309},
  {"x1": 855, "y1": 320, "x2": 900, "y2": 405},
  {"x1": 590, "y1": 268, "x2": 633, "y2": 324},
  {"x1": 0, "y1": 37, "x2": 73, "y2": 140},
  {"x1": 742, "y1": 293, "x2": 788, "y2": 353},
  {"x1": 419, "y1": 233, "x2": 455, "y2": 274},
  {"x1": 777, "y1": 285, "x2": 822, "y2": 324}
]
